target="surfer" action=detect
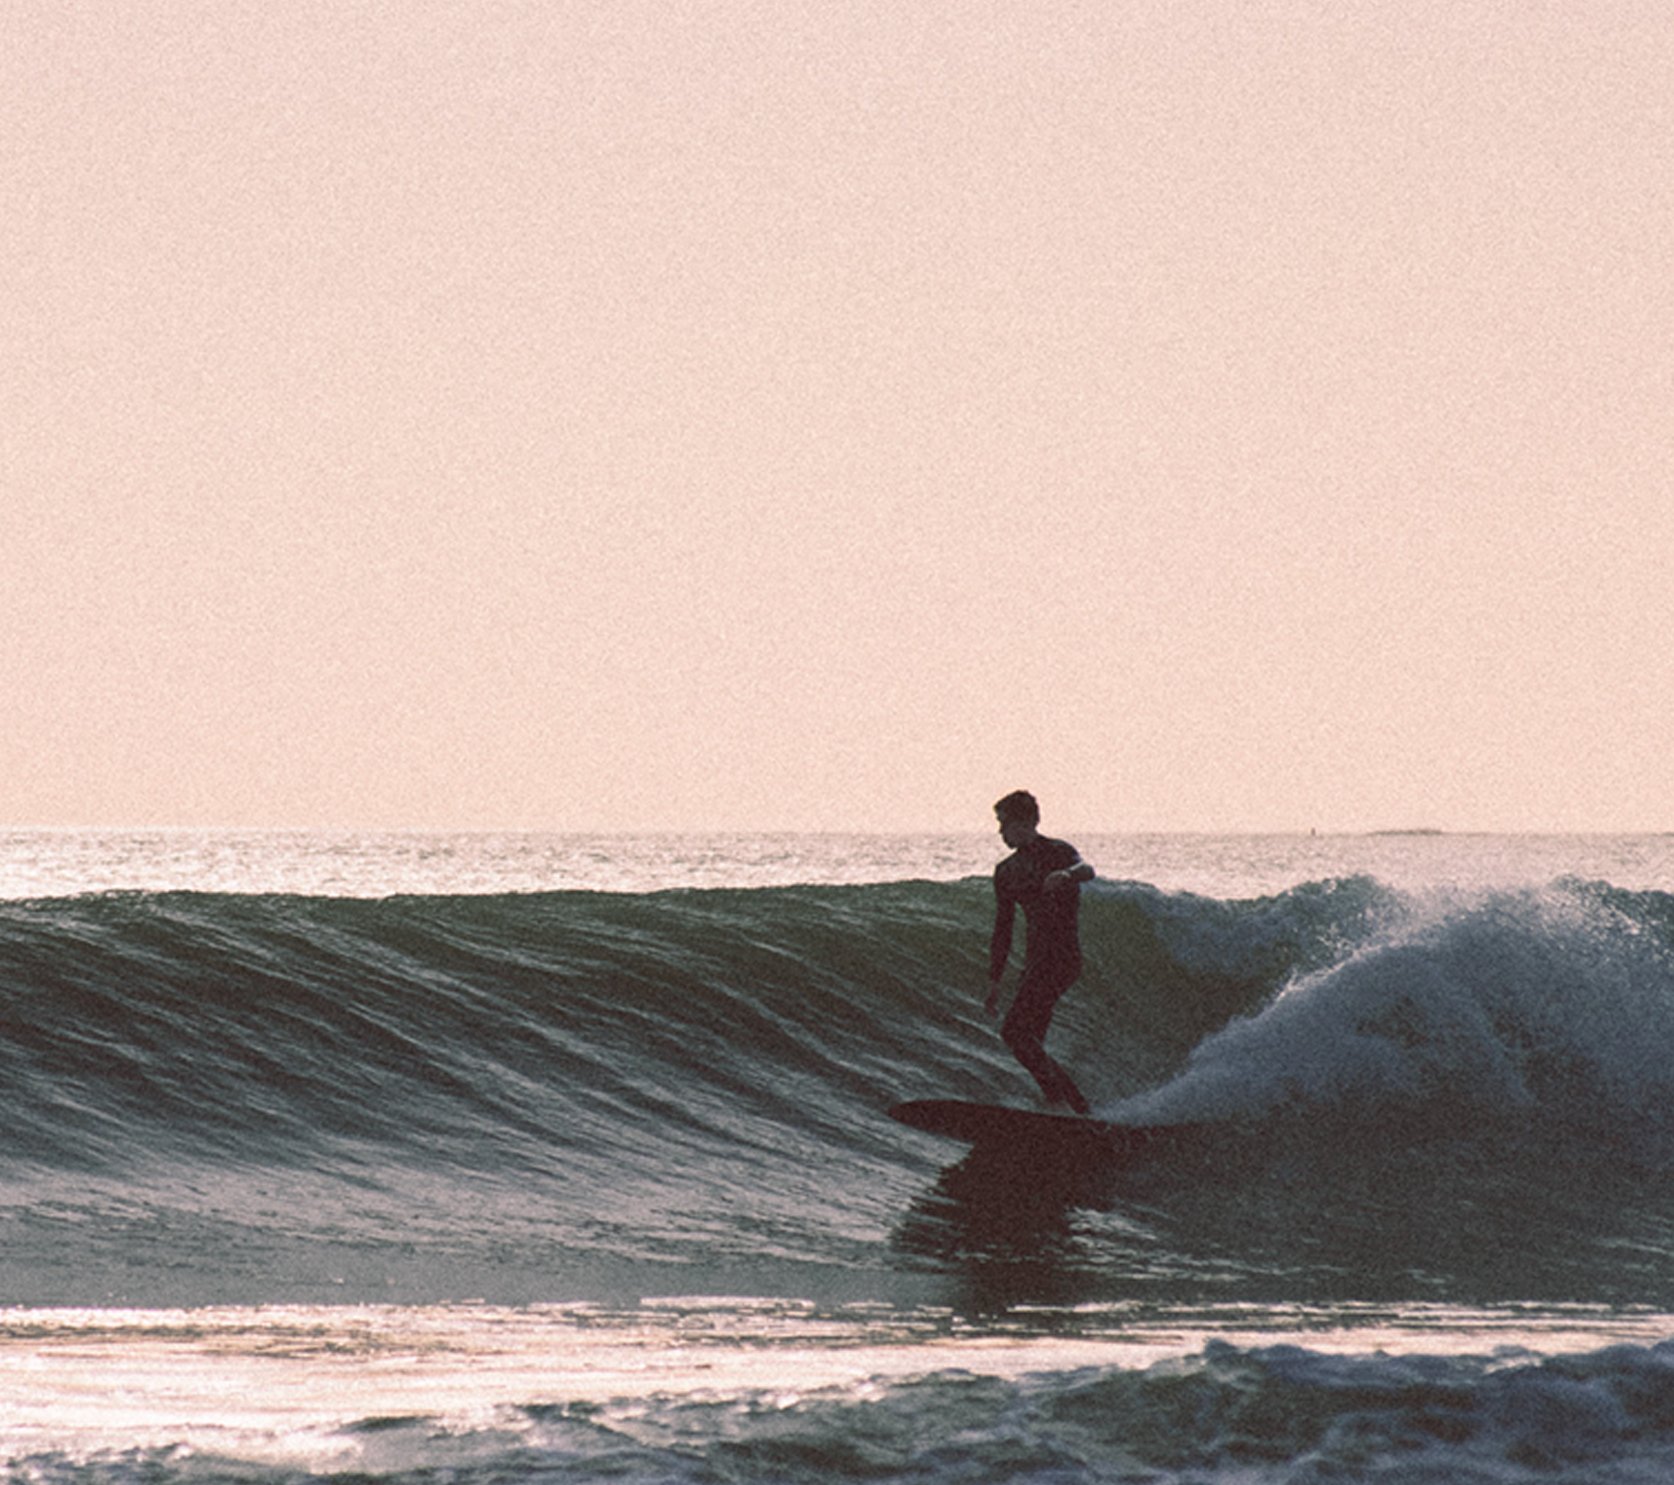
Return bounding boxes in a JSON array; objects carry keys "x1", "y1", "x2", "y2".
[{"x1": 985, "y1": 790, "x2": 1094, "y2": 1116}]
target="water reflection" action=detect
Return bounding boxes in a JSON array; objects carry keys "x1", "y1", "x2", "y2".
[{"x1": 892, "y1": 1118, "x2": 1674, "y2": 1316}]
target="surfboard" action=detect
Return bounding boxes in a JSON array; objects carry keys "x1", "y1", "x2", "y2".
[{"x1": 889, "y1": 1098, "x2": 1176, "y2": 1161}]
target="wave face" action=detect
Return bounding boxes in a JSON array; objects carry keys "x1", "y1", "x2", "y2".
[{"x1": 4, "y1": 875, "x2": 1674, "y2": 1308}]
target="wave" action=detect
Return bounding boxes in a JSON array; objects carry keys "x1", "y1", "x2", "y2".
[
  {"x1": 14, "y1": 1330, "x2": 1674, "y2": 1484},
  {"x1": 6, "y1": 875, "x2": 1674, "y2": 1170},
  {"x1": 5, "y1": 875, "x2": 1674, "y2": 1307},
  {"x1": 0, "y1": 878, "x2": 1370, "y2": 1179}
]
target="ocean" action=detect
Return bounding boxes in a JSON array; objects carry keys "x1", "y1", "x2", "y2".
[{"x1": 5, "y1": 829, "x2": 1674, "y2": 1481}]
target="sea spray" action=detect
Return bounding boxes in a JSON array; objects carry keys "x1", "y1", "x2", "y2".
[{"x1": 1106, "y1": 881, "x2": 1674, "y2": 1164}]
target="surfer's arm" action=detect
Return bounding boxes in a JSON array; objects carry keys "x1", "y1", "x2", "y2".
[
  {"x1": 983, "y1": 975, "x2": 1005, "y2": 1018},
  {"x1": 986, "y1": 889, "x2": 1016, "y2": 1014},
  {"x1": 989, "y1": 890, "x2": 1016, "y2": 978}
]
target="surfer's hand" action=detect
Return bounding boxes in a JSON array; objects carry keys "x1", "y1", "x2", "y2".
[{"x1": 1045, "y1": 864, "x2": 1090, "y2": 893}]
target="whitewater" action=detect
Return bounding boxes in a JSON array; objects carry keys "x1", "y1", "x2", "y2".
[{"x1": 5, "y1": 829, "x2": 1674, "y2": 1482}]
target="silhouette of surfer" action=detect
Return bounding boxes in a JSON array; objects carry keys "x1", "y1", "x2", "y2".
[{"x1": 985, "y1": 790, "x2": 1094, "y2": 1116}]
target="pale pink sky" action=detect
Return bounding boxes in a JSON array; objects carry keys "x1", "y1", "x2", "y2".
[{"x1": 5, "y1": 0, "x2": 1671, "y2": 832}]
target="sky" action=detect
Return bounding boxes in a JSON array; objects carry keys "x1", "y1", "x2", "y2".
[{"x1": 5, "y1": 0, "x2": 1671, "y2": 834}]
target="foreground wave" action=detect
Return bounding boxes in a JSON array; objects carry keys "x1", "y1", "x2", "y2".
[{"x1": 8, "y1": 1304, "x2": 1674, "y2": 1485}]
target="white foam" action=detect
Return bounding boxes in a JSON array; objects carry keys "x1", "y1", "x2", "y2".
[{"x1": 1105, "y1": 883, "x2": 1674, "y2": 1141}]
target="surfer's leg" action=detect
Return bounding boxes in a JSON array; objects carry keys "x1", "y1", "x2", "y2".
[{"x1": 1000, "y1": 964, "x2": 1090, "y2": 1116}]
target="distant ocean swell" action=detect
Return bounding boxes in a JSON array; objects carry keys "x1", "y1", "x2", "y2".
[{"x1": 4, "y1": 875, "x2": 1674, "y2": 1307}]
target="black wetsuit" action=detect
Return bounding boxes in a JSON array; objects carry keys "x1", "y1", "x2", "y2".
[{"x1": 990, "y1": 835, "x2": 1090, "y2": 1114}]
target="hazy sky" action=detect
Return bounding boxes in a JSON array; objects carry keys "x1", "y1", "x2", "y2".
[{"x1": 6, "y1": 0, "x2": 1671, "y2": 833}]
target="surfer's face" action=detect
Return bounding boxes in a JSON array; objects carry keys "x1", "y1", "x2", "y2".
[{"x1": 997, "y1": 816, "x2": 1036, "y2": 849}]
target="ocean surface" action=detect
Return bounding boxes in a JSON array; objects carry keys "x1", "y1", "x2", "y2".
[{"x1": 6, "y1": 829, "x2": 1674, "y2": 1481}]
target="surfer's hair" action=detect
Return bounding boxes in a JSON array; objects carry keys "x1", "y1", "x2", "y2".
[{"x1": 993, "y1": 790, "x2": 1040, "y2": 827}]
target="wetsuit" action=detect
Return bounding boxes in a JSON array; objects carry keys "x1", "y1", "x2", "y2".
[{"x1": 990, "y1": 835, "x2": 1090, "y2": 1115}]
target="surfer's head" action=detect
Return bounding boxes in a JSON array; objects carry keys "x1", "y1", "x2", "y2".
[{"x1": 994, "y1": 790, "x2": 1040, "y2": 842}]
